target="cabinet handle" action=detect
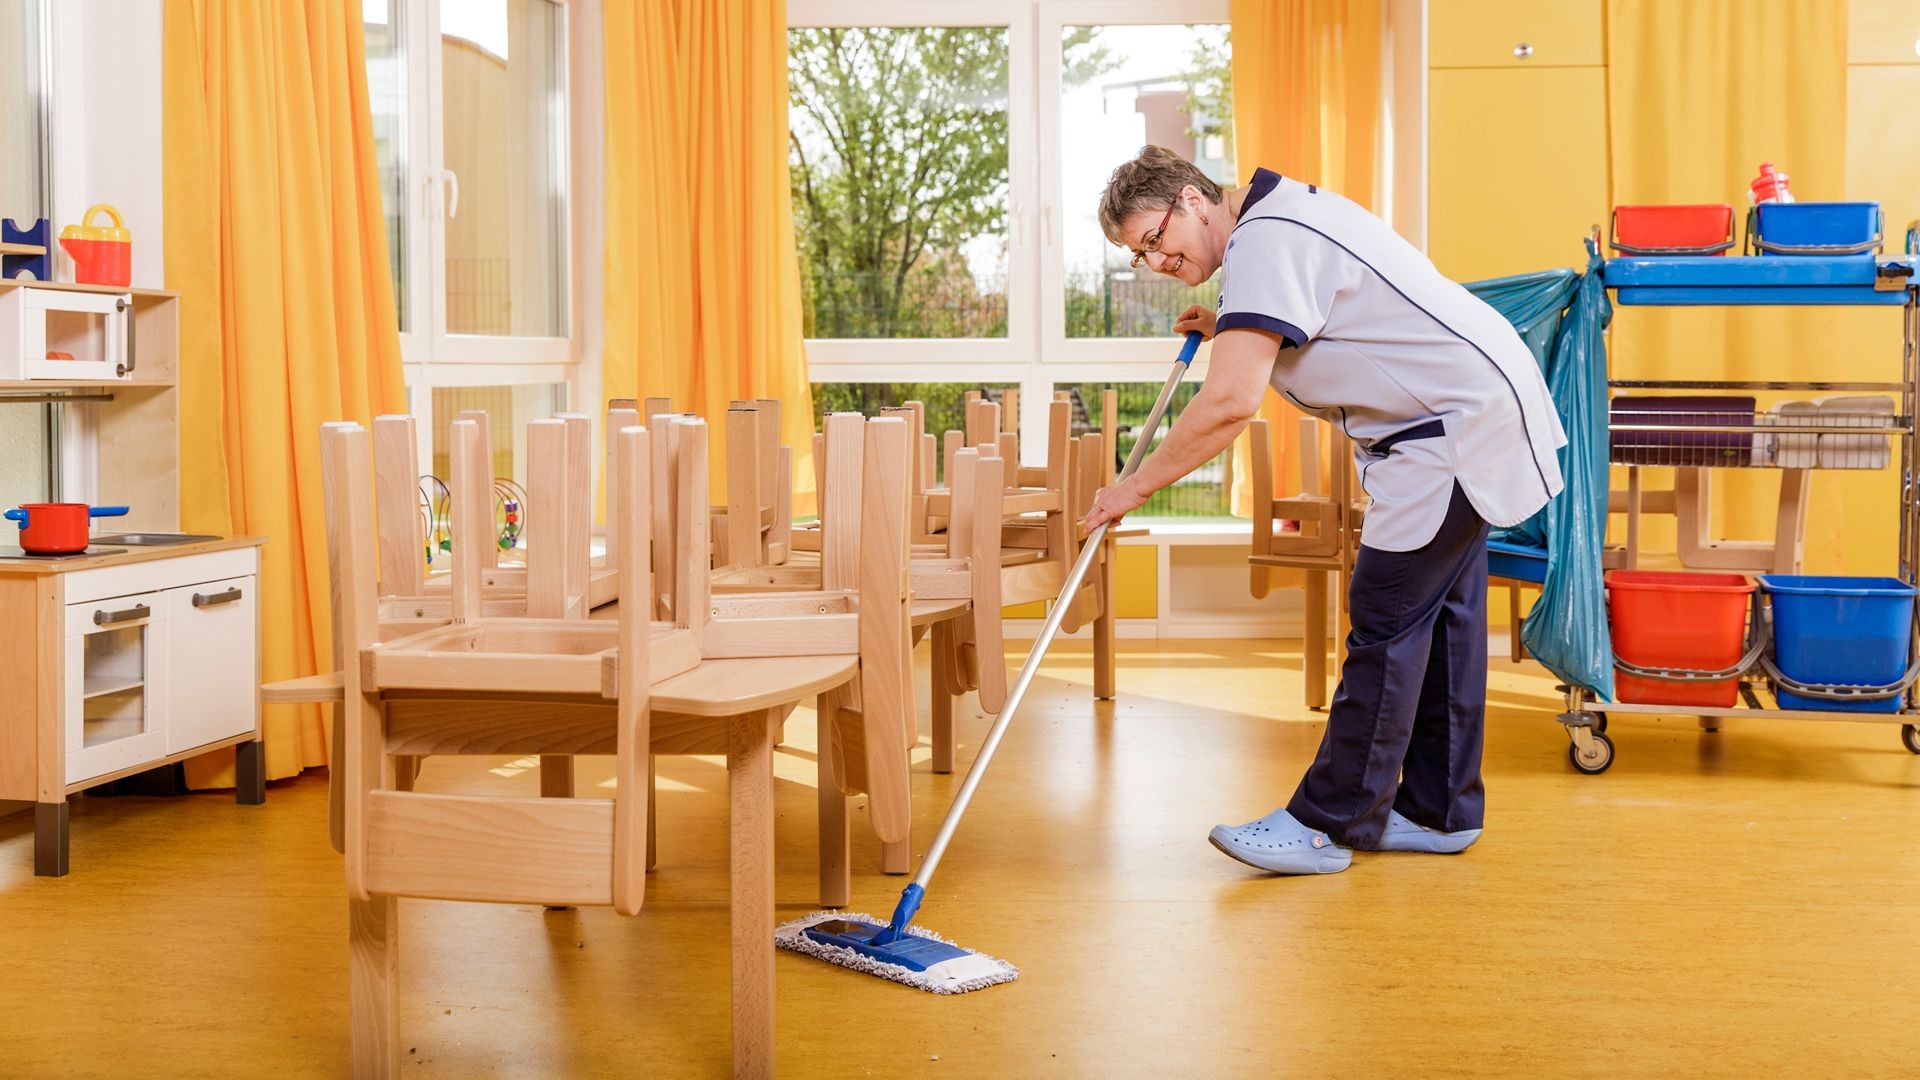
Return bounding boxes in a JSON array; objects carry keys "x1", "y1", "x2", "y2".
[
  {"x1": 192, "y1": 587, "x2": 243, "y2": 608},
  {"x1": 116, "y1": 295, "x2": 136, "y2": 378},
  {"x1": 93, "y1": 603, "x2": 150, "y2": 627},
  {"x1": 1513, "y1": 42, "x2": 1534, "y2": 60}
]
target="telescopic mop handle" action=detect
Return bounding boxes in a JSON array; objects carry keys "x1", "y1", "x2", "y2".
[{"x1": 878, "y1": 331, "x2": 1202, "y2": 939}]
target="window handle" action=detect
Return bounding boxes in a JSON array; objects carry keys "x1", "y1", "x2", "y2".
[
  {"x1": 443, "y1": 170, "x2": 460, "y2": 220},
  {"x1": 1043, "y1": 202, "x2": 1055, "y2": 247}
]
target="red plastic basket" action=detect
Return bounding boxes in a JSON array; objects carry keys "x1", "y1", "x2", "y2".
[
  {"x1": 1610, "y1": 205, "x2": 1736, "y2": 256},
  {"x1": 1607, "y1": 570, "x2": 1755, "y2": 707}
]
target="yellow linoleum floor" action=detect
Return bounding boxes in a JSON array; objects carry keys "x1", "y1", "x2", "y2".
[{"x1": 3, "y1": 639, "x2": 1919, "y2": 1078}]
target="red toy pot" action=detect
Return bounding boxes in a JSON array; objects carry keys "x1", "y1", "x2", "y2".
[{"x1": 4, "y1": 502, "x2": 130, "y2": 554}]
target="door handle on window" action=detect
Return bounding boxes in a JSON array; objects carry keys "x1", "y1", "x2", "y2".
[
  {"x1": 191, "y1": 587, "x2": 243, "y2": 608},
  {"x1": 443, "y1": 170, "x2": 460, "y2": 219},
  {"x1": 93, "y1": 603, "x2": 150, "y2": 627},
  {"x1": 1043, "y1": 202, "x2": 1054, "y2": 247}
]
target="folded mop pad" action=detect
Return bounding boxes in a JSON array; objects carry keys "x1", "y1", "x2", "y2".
[
  {"x1": 1816, "y1": 395, "x2": 1893, "y2": 470},
  {"x1": 776, "y1": 911, "x2": 1019, "y2": 995},
  {"x1": 1768, "y1": 400, "x2": 1819, "y2": 469}
]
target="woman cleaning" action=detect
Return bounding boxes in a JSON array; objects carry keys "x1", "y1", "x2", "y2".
[{"x1": 1083, "y1": 145, "x2": 1566, "y2": 875}]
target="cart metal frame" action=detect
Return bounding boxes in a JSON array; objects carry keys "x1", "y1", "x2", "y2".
[{"x1": 1556, "y1": 250, "x2": 1920, "y2": 773}]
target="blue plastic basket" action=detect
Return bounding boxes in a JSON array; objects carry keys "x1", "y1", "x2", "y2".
[
  {"x1": 1486, "y1": 539, "x2": 1547, "y2": 584},
  {"x1": 1758, "y1": 575, "x2": 1917, "y2": 712},
  {"x1": 1749, "y1": 202, "x2": 1882, "y2": 256}
]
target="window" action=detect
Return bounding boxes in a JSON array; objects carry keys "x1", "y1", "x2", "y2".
[
  {"x1": 363, "y1": 0, "x2": 571, "y2": 365},
  {"x1": 1055, "y1": 382, "x2": 1232, "y2": 518},
  {"x1": 1056, "y1": 23, "x2": 1231, "y2": 341},
  {"x1": 789, "y1": 27, "x2": 1010, "y2": 341},
  {"x1": 1, "y1": 0, "x2": 53, "y2": 507},
  {"x1": 0, "y1": 0, "x2": 47, "y2": 217},
  {"x1": 793, "y1": 1, "x2": 1234, "y2": 517}
]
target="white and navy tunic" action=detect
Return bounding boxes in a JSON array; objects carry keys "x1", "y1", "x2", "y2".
[{"x1": 1217, "y1": 168, "x2": 1567, "y2": 552}]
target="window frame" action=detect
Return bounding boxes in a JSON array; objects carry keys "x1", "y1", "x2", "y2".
[
  {"x1": 790, "y1": 0, "x2": 1229, "y2": 467},
  {"x1": 387, "y1": 0, "x2": 578, "y2": 379}
]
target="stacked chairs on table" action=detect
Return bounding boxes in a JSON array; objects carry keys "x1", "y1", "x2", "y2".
[
  {"x1": 263, "y1": 393, "x2": 1158, "y2": 1073},
  {"x1": 318, "y1": 411, "x2": 905, "y2": 1077}
]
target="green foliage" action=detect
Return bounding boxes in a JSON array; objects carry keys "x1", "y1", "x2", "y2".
[
  {"x1": 1182, "y1": 27, "x2": 1234, "y2": 167},
  {"x1": 789, "y1": 28, "x2": 1010, "y2": 338}
]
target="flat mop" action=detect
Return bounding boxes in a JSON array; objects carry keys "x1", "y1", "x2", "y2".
[{"x1": 776, "y1": 331, "x2": 1203, "y2": 993}]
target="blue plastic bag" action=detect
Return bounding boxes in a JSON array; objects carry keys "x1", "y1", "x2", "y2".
[{"x1": 1465, "y1": 241, "x2": 1615, "y2": 699}]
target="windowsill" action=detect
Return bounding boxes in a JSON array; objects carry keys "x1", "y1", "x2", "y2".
[{"x1": 1115, "y1": 519, "x2": 1252, "y2": 546}]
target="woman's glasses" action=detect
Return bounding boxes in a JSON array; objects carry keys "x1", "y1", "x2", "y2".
[{"x1": 1129, "y1": 203, "x2": 1177, "y2": 268}]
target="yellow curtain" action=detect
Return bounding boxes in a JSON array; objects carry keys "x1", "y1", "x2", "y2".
[
  {"x1": 165, "y1": 0, "x2": 408, "y2": 786},
  {"x1": 603, "y1": 0, "x2": 815, "y2": 505},
  {"x1": 1606, "y1": 1, "x2": 1858, "y2": 570},
  {"x1": 1227, "y1": 0, "x2": 1381, "y2": 519}
]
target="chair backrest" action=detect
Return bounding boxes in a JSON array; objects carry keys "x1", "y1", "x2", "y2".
[
  {"x1": 372, "y1": 415, "x2": 423, "y2": 597},
  {"x1": 319, "y1": 418, "x2": 653, "y2": 914}
]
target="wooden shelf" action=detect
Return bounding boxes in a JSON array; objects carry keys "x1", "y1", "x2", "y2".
[
  {"x1": 83, "y1": 675, "x2": 146, "y2": 700},
  {"x1": 0, "y1": 379, "x2": 176, "y2": 390},
  {"x1": 0, "y1": 278, "x2": 176, "y2": 299}
]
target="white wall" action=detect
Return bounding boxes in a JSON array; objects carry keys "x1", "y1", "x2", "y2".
[{"x1": 49, "y1": 0, "x2": 164, "y2": 289}]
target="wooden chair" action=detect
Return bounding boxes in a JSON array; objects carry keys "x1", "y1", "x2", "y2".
[
  {"x1": 1246, "y1": 417, "x2": 1363, "y2": 709},
  {"x1": 1609, "y1": 465, "x2": 1809, "y2": 575},
  {"x1": 707, "y1": 412, "x2": 954, "y2": 897},
  {"x1": 411, "y1": 409, "x2": 623, "y2": 609},
  {"x1": 329, "y1": 416, "x2": 857, "y2": 1077},
  {"x1": 627, "y1": 397, "x2": 795, "y2": 570}
]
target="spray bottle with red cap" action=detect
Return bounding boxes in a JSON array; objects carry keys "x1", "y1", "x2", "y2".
[{"x1": 1749, "y1": 162, "x2": 1794, "y2": 204}]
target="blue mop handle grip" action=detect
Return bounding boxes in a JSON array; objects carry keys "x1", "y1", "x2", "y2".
[{"x1": 1175, "y1": 329, "x2": 1202, "y2": 365}]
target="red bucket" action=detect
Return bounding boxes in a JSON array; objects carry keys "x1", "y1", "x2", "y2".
[
  {"x1": 1607, "y1": 570, "x2": 1755, "y2": 707},
  {"x1": 1611, "y1": 205, "x2": 1735, "y2": 256}
]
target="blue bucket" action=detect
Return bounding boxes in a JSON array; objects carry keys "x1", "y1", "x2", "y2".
[
  {"x1": 1750, "y1": 202, "x2": 1882, "y2": 256},
  {"x1": 1759, "y1": 575, "x2": 1917, "y2": 712}
]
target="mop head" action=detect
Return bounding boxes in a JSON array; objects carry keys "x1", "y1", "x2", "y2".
[{"x1": 775, "y1": 911, "x2": 1019, "y2": 994}]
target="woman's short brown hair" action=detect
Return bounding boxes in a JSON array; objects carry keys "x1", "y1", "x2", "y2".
[{"x1": 1098, "y1": 145, "x2": 1225, "y2": 244}]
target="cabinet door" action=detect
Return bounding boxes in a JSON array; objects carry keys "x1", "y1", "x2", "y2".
[
  {"x1": 1428, "y1": 66, "x2": 1610, "y2": 284},
  {"x1": 1429, "y1": 0, "x2": 1602, "y2": 68},
  {"x1": 1850, "y1": 0, "x2": 1920, "y2": 65},
  {"x1": 64, "y1": 590, "x2": 168, "y2": 785},
  {"x1": 164, "y1": 574, "x2": 258, "y2": 754}
]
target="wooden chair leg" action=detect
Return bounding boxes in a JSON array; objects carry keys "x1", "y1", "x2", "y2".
[
  {"x1": 349, "y1": 895, "x2": 399, "y2": 1078},
  {"x1": 646, "y1": 754, "x2": 658, "y2": 872},
  {"x1": 1094, "y1": 543, "x2": 1117, "y2": 700},
  {"x1": 1304, "y1": 570, "x2": 1328, "y2": 710},
  {"x1": 931, "y1": 621, "x2": 955, "y2": 775},
  {"x1": 539, "y1": 756, "x2": 574, "y2": 798},
  {"x1": 881, "y1": 838, "x2": 911, "y2": 875},
  {"x1": 816, "y1": 694, "x2": 850, "y2": 907},
  {"x1": 393, "y1": 755, "x2": 420, "y2": 792},
  {"x1": 328, "y1": 702, "x2": 346, "y2": 855},
  {"x1": 1508, "y1": 584, "x2": 1527, "y2": 663},
  {"x1": 729, "y1": 709, "x2": 777, "y2": 1080}
]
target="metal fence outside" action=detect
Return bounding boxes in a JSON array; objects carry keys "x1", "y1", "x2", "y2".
[
  {"x1": 796, "y1": 267, "x2": 1219, "y2": 340},
  {"x1": 808, "y1": 381, "x2": 1235, "y2": 519}
]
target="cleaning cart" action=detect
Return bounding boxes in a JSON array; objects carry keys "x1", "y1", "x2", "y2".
[{"x1": 1556, "y1": 237, "x2": 1920, "y2": 773}]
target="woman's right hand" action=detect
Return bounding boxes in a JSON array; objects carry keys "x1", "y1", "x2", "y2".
[{"x1": 1174, "y1": 304, "x2": 1216, "y2": 340}]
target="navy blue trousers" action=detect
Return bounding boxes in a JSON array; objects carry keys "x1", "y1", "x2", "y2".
[{"x1": 1286, "y1": 482, "x2": 1490, "y2": 849}]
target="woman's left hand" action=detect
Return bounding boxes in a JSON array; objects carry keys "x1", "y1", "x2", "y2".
[{"x1": 1084, "y1": 477, "x2": 1148, "y2": 530}]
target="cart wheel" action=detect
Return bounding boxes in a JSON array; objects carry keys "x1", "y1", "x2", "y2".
[
  {"x1": 1593, "y1": 713, "x2": 1608, "y2": 735},
  {"x1": 1902, "y1": 724, "x2": 1920, "y2": 755},
  {"x1": 1568, "y1": 731, "x2": 1615, "y2": 775}
]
